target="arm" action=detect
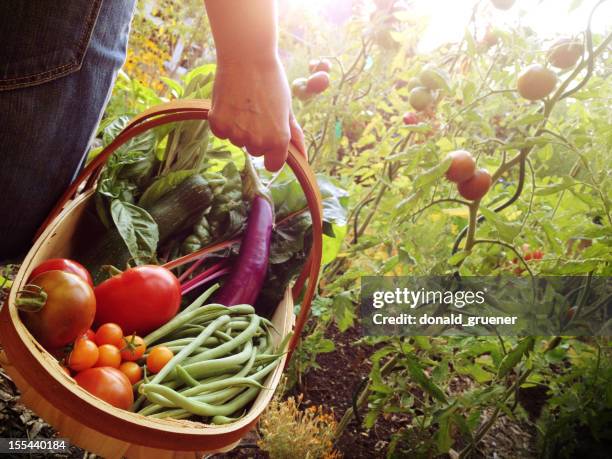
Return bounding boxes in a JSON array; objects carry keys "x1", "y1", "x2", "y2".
[{"x1": 204, "y1": 0, "x2": 305, "y2": 171}]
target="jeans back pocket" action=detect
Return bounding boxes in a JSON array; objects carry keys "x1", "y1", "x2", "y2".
[{"x1": 0, "y1": 0, "x2": 102, "y2": 90}]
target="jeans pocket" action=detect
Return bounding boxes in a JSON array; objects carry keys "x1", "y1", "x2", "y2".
[{"x1": 0, "y1": 0, "x2": 103, "y2": 91}]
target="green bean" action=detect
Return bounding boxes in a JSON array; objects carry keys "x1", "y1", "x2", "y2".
[
  {"x1": 182, "y1": 314, "x2": 260, "y2": 364},
  {"x1": 145, "y1": 315, "x2": 231, "y2": 388},
  {"x1": 175, "y1": 365, "x2": 199, "y2": 387},
  {"x1": 140, "y1": 384, "x2": 263, "y2": 417},
  {"x1": 178, "y1": 341, "x2": 254, "y2": 379},
  {"x1": 144, "y1": 304, "x2": 229, "y2": 345},
  {"x1": 190, "y1": 305, "x2": 255, "y2": 324},
  {"x1": 211, "y1": 413, "x2": 245, "y2": 424}
]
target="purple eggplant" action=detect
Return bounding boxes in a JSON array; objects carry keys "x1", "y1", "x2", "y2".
[{"x1": 214, "y1": 194, "x2": 273, "y2": 306}]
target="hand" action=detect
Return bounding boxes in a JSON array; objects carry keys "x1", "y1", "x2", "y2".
[{"x1": 208, "y1": 57, "x2": 306, "y2": 172}]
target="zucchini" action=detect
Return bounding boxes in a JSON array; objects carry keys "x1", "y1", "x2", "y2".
[{"x1": 79, "y1": 175, "x2": 213, "y2": 282}]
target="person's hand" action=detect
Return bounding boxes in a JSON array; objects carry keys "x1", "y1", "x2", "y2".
[{"x1": 208, "y1": 56, "x2": 306, "y2": 172}]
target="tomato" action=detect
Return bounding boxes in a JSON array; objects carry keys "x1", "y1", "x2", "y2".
[
  {"x1": 482, "y1": 28, "x2": 500, "y2": 48},
  {"x1": 403, "y1": 112, "x2": 418, "y2": 125},
  {"x1": 120, "y1": 335, "x2": 147, "y2": 361},
  {"x1": 308, "y1": 58, "x2": 332, "y2": 73},
  {"x1": 81, "y1": 329, "x2": 95, "y2": 341},
  {"x1": 95, "y1": 344, "x2": 121, "y2": 368},
  {"x1": 445, "y1": 150, "x2": 476, "y2": 183},
  {"x1": 94, "y1": 265, "x2": 181, "y2": 336},
  {"x1": 94, "y1": 323, "x2": 124, "y2": 347},
  {"x1": 532, "y1": 249, "x2": 544, "y2": 260},
  {"x1": 548, "y1": 38, "x2": 583, "y2": 69},
  {"x1": 29, "y1": 258, "x2": 93, "y2": 287},
  {"x1": 490, "y1": 0, "x2": 515, "y2": 10},
  {"x1": 68, "y1": 338, "x2": 99, "y2": 372},
  {"x1": 406, "y1": 77, "x2": 422, "y2": 91},
  {"x1": 457, "y1": 169, "x2": 492, "y2": 201},
  {"x1": 306, "y1": 71, "x2": 330, "y2": 94},
  {"x1": 146, "y1": 346, "x2": 174, "y2": 374},
  {"x1": 517, "y1": 64, "x2": 557, "y2": 101},
  {"x1": 291, "y1": 77, "x2": 311, "y2": 101},
  {"x1": 119, "y1": 361, "x2": 142, "y2": 385},
  {"x1": 565, "y1": 306, "x2": 577, "y2": 323},
  {"x1": 409, "y1": 87, "x2": 433, "y2": 111},
  {"x1": 74, "y1": 367, "x2": 133, "y2": 410},
  {"x1": 18, "y1": 271, "x2": 96, "y2": 350},
  {"x1": 419, "y1": 65, "x2": 445, "y2": 91}
]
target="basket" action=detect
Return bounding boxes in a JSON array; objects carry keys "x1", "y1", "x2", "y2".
[{"x1": 0, "y1": 100, "x2": 323, "y2": 458}]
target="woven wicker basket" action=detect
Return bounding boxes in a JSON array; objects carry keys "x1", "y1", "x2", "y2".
[{"x1": 0, "y1": 100, "x2": 323, "y2": 458}]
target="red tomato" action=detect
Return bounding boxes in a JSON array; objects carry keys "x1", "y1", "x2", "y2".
[
  {"x1": 309, "y1": 58, "x2": 332, "y2": 73},
  {"x1": 81, "y1": 329, "x2": 95, "y2": 341},
  {"x1": 68, "y1": 338, "x2": 99, "y2": 372},
  {"x1": 74, "y1": 367, "x2": 134, "y2": 410},
  {"x1": 18, "y1": 271, "x2": 96, "y2": 350},
  {"x1": 94, "y1": 265, "x2": 181, "y2": 336},
  {"x1": 120, "y1": 335, "x2": 147, "y2": 362},
  {"x1": 306, "y1": 71, "x2": 330, "y2": 94},
  {"x1": 403, "y1": 112, "x2": 418, "y2": 125},
  {"x1": 94, "y1": 323, "x2": 124, "y2": 347},
  {"x1": 95, "y1": 344, "x2": 121, "y2": 368},
  {"x1": 119, "y1": 362, "x2": 142, "y2": 385},
  {"x1": 445, "y1": 150, "x2": 476, "y2": 183},
  {"x1": 457, "y1": 169, "x2": 492, "y2": 201},
  {"x1": 29, "y1": 258, "x2": 93, "y2": 287},
  {"x1": 532, "y1": 249, "x2": 544, "y2": 260},
  {"x1": 146, "y1": 346, "x2": 174, "y2": 374}
]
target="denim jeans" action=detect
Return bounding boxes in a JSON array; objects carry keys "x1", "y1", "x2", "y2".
[{"x1": 0, "y1": 0, "x2": 136, "y2": 260}]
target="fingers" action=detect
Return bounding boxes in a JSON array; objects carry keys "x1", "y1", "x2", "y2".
[{"x1": 289, "y1": 113, "x2": 308, "y2": 159}]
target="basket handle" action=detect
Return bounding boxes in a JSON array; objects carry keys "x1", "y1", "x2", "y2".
[{"x1": 37, "y1": 100, "x2": 321, "y2": 358}]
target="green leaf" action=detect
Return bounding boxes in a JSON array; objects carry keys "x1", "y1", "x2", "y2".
[
  {"x1": 332, "y1": 291, "x2": 356, "y2": 332},
  {"x1": 413, "y1": 155, "x2": 452, "y2": 189},
  {"x1": 480, "y1": 207, "x2": 521, "y2": 243},
  {"x1": 110, "y1": 200, "x2": 159, "y2": 265},
  {"x1": 405, "y1": 354, "x2": 448, "y2": 403},
  {"x1": 448, "y1": 250, "x2": 469, "y2": 266},
  {"x1": 497, "y1": 337, "x2": 535, "y2": 378},
  {"x1": 138, "y1": 170, "x2": 196, "y2": 208}
]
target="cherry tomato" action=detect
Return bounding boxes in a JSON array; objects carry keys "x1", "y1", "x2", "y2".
[
  {"x1": 29, "y1": 258, "x2": 93, "y2": 286},
  {"x1": 81, "y1": 329, "x2": 95, "y2": 341},
  {"x1": 74, "y1": 367, "x2": 134, "y2": 410},
  {"x1": 146, "y1": 346, "x2": 174, "y2": 374},
  {"x1": 18, "y1": 271, "x2": 96, "y2": 350},
  {"x1": 68, "y1": 338, "x2": 99, "y2": 372},
  {"x1": 532, "y1": 249, "x2": 544, "y2": 260},
  {"x1": 119, "y1": 361, "x2": 143, "y2": 385},
  {"x1": 95, "y1": 344, "x2": 121, "y2": 368},
  {"x1": 94, "y1": 265, "x2": 181, "y2": 336},
  {"x1": 120, "y1": 335, "x2": 147, "y2": 362},
  {"x1": 409, "y1": 86, "x2": 434, "y2": 112},
  {"x1": 445, "y1": 150, "x2": 476, "y2": 183},
  {"x1": 306, "y1": 71, "x2": 330, "y2": 94},
  {"x1": 548, "y1": 38, "x2": 583, "y2": 69},
  {"x1": 517, "y1": 64, "x2": 557, "y2": 101},
  {"x1": 309, "y1": 58, "x2": 332, "y2": 73},
  {"x1": 457, "y1": 169, "x2": 492, "y2": 201},
  {"x1": 403, "y1": 112, "x2": 418, "y2": 125},
  {"x1": 94, "y1": 323, "x2": 124, "y2": 348}
]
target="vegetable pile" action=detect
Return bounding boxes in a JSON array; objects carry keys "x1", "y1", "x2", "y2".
[{"x1": 135, "y1": 286, "x2": 287, "y2": 423}]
